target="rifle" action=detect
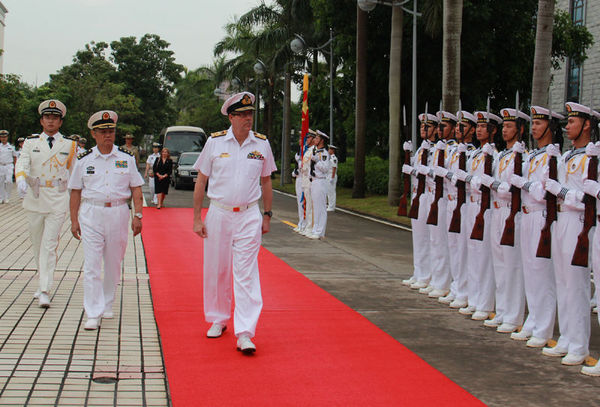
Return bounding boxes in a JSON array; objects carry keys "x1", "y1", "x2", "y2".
[
  {"x1": 448, "y1": 147, "x2": 467, "y2": 233},
  {"x1": 571, "y1": 154, "x2": 598, "y2": 267},
  {"x1": 500, "y1": 150, "x2": 522, "y2": 246},
  {"x1": 408, "y1": 145, "x2": 428, "y2": 219},
  {"x1": 398, "y1": 105, "x2": 410, "y2": 216},
  {"x1": 535, "y1": 153, "x2": 557, "y2": 258},
  {"x1": 426, "y1": 144, "x2": 445, "y2": 225},
  {"x1": 470, "y1": 151, "x2": 493, "y2": 240}
]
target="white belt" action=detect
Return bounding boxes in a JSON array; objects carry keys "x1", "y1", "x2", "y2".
[
  {"x1": 0, "y1": 163, "x2": 12, "y2": 166},
  {"x1": 522, "y1": 204, "x2": 545, "y2": 214},
  {"x1": 211, "y1": 200, "x2": 258, "y2": 212},
  {"x1": 82, "y1": 198, "x2": 128, "y2": 208}
]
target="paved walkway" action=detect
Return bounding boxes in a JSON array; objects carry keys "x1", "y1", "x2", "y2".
[{"x1": 0, "y1": 188, "x2": 169, "y2": 406}]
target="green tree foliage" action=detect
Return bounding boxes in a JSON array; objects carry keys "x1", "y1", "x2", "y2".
[{"x1": 0, "y1": 74, "x2": 37, "y2": 141}]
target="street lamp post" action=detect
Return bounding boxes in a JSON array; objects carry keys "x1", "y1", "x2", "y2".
[
  {"x1": 357, "y1": 0, "x2": 421, "y2": 150},
  {"x1": 290, "y1": 28, "x2": 335, "y2": 146},
  {"x1": 253, "y1": 59, "x2": 267, "y2": 133}
]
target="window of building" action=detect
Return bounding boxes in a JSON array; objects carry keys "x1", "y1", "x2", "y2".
[{"x1": 566, "y1": 0, "x2": 585, "y2": 102}]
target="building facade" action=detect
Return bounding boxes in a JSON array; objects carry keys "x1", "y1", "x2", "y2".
[
  {"x1": 0, "y1": 2, "x2": 6, "y2": 74},
  {"x1": 550, "y1": 0, "x2": 600, "y2": 112}
]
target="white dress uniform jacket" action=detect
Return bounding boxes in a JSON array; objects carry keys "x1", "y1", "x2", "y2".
[{"x1": 310, "y1": 147, "x2": 330, "y2": 237}]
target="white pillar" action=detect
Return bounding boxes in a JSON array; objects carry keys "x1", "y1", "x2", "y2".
[{"x1": 0, "y1": 2, "x2": 7, "y2": 74}]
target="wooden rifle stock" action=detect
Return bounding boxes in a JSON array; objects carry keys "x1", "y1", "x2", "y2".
[
  {"x1": 397, "y1": 149, "x2": 411, "y2": 216},
  {"x1": 470, "y1": 152, "x2": 493, "y2": 240},
  {"x1": 448, "y1": 149, "x2": 466, "y2": 233},
  {"x1": 571, "y1": 155, "x2": 598, "y2": 267},
  {"x1": 408, "y1": 147, "x2": 428, "y2": 219},
  {"x1": 536, "y1": 155, "x2": 557, "y2": 258},
  {"x1": 500, "y1": 151, "x2": 523, "y2": 246},
  {"x1": 426, "y1": 147, "x2": 446, "y2": 225}
]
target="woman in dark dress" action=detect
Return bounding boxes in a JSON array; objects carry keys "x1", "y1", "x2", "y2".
[{"x1": 153, "y1": 148, "x2": 173, "y2": 209}]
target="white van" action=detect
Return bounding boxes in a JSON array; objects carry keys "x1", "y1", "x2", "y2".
[{"x1": 158, "y1": 126, "x2": 207, "y2": 163}]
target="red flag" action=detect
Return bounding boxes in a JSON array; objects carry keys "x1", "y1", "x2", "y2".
[{"x1": 300, "y1": 73, "x2": 309, "y2": 151}]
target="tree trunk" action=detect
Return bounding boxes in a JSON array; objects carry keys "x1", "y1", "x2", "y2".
[
  {"x1": 531, "y1": 0, "x2": 555, "y2": 106},
  {"x1": 267, "y1": 77, "x2": 274, "y2": 142},
  {"x1": 283, "y1": 70, "x2": 292, "y2": 184},
  {"x1": 353, "y1": 5, "x2": 367, "y2": 199},
  {"x1": 388, "y1": 6, "x2": 403, "y2": 206},
  {"x1": 442, "y1": 0, "x2": 462, "y2": 113}
]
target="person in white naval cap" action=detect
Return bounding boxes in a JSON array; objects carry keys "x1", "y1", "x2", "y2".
[
  {"x1": 0, "y1": 130, "x2": 17, "y2": 203},
  {"x1": 508, "y1": 105, "x2": 563, "y2": 347},
  {"x1": 455, "y1": 111, "x2": 500, "y2": 320},
  {"x1": 16, "y1": 137, "x2": 25, "y2": 159},
  {"x1": 292, "y1": 132, "x2": 314, "y2": 233},
  {"x1": 77, "y1": 137, "x2": 87, "y2": 155},
  {"x1": 299, "y1": 129, "x2": 318, "y2": 236},
  {"x1": 542, "y1": 101, "x2": 600, "y2": 366},
  {"x1": 581, "y1": 139, "x2": 600, "y2": 376},
  {"x1": 307, "y1": 130, "x2": 330, "y2": 239},
  {"x1": 15, "y1": 100, "x2": 77, "y2": 308},
  {"x1": 327, "y1": 144, "x2": 338, "y2": 212},
  {"x1": 145, "y1": 142, "x2": 161, "y2": 205},
  {"x1": 68, "y1": 110, "x2": 144, "y2": 330},
  {"x1": 478, "y1": 108, "x2": 529, "y2": 334},
  {"x1": 192, "y1": 91, "x2": 277, "y2": 354},
  {"x1": 401, "y1": 112, "x2": 437, "y2": 290}
]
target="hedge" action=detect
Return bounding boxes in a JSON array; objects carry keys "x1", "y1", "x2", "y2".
[{"x1": 337, "y1": 156, "x2": 389, "y2": 195}]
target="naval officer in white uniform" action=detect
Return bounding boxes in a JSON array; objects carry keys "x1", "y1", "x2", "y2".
[{"x1": 0, "y1": 130, "x2": 17, "y2": 203}]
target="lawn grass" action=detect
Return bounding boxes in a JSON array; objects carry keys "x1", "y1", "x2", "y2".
[{"x1": 271, "y1": 174, "x2": 411, "y2": 227}]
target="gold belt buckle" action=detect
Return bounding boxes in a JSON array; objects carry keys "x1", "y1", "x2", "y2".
[
  {"x1": 104, "y1": 202, "x2": 112, "y2": 207},
  {"x1": 522, "y1": 206, "x2": 529, "y2": 214},
  {"x1": 45, "y1": 180, "x2": 53, "y2": 188},
  {"x1": 493, "y1": 202, "x2": 499, "y2": 209}
]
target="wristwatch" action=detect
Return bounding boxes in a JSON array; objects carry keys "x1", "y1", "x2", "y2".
[
  {"x1": 134, "y1": 213, "x2": 143, "y2": 219},
  {"x1": 263, "y1": 211, "x2": 272, "y2": 218}
]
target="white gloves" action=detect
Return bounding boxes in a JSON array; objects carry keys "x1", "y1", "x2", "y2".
[
  {"x1": 17, "y1": 179, "x2": 27, "y2": 198},
  {"x1": 403, "y1": 141, "x2": 413, "y2": 151},
  {"x1": 434, "y1": 167, "x2": 448, "y2": 178},
  {"x1": 585, "y1": 141, "x2": 600, "y2": 157},
  {"x1": 435, "y1": 140, "x2": 446, "y2": 151},
  {"x1": 402, "y1": 164, "x2": 414, "y2": 175},
  {"x1": 480, "y1": 174, "x2": 495, "y2": 188},
  {"x1": 545, "y1": 179, "x2": 562, "y2": 196},
  {"x1": 457, "y1": 143, "x2": 467, "y2": 153},
  {"x1": 421, "y1": 140, "x2": 430, "y2": 150},
  {"x1": 583, "y1": 179, "x2": 600, "y2": 197},
  {"x1": 417, "y1": 164, "x2": 429, "y2": 176},
  {"x1": 455, "y1": 169, "x2": 468, "y2": 182},
  {"x1": 510, "y1": 174, "x2": 526, "y2": 189},
  {"x1": 482, "y1": 143, "x2": 495, "y2": 155},
  {"x1": 470, "y1": 175, "x2": 482, "y2": 190},
  {"x1": 513, "y1": 141, "x2": 525, "y2": 154},
  {"x1": 546, "y1": 143, "x2": 561, "y2": 158}
]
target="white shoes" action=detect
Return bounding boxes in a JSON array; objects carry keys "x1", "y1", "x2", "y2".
[
  {"x1": 410, "y1": 281, "x2": 428, "y2": 290},
  {"x1": 428, "y1": 289, "x2": 449, "y2": 298},
  {"x1": 327, "y1": 208, "x2": 335, "y2": 212},
  {"x1": 438, "y1": 293, "x2": 455, "y2": 304},
  {"x1": 306, "y1": 233, "x2": 321, "y2": 240},
  {"x1": 526, "y1": 337, "x2": 548, "y2": 348},
  {"x1": 84, "y1": 318, "x2": 101, "y2": 330},
  {"x1": 458, "y1": 305, "x2": 476, "y2": 315},
  {"x1": 449, "y1": 299, "x2": 468, "y2": 309},
  {"x1": 207, "y1": 323, "x2": 227, "y2": 338},
  {"x1": 510, "y1": 330, "x2": 532, "y2": 341},
  {"x1": 542, "y1": 346, "x2": 568, "y2": 357},
  {"x1": 471, "y1": 311, "x2": 490, "y2": 321},
  {"x1": 497, "y1": 323, "x2": 518, "y2": 333},
  {"x1": 38, "y1": 292, "x2": 50, "y2": 308},
  {"x1": 293, "y1": 226, "x2": 301, "y2": 233},
  {"x1": 581, "y1": 363, "x2": 600, "y2": 377},
  {"x1": 562, "y1": 353, "x2": 588, "y2": 366},
  {"x1": 483, "y1": 317, "x2": 502, "y2": 328},
  {"x1": 402, "y1": 276, "x2": 416, "y2": 287},
  {"x1": 236, "y1": 335, "x2": 256, "y2": 354},
  {"x1": 419, "y1": 286, "x2": 434, "y2": 295}
]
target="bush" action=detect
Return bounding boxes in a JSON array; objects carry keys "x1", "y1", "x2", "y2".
[{"x1": 336, "y1": 156, "x2": 389, "y2": 195}]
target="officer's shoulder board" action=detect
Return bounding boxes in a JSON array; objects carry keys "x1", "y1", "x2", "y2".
[
  {"x1": 26, "y1": 135, "x2": 39, "y2": 140},
  {"x1": 63, "y1": 135, "x2": 78, "y2": 142},
  {"x1": 77, "y1": 149, "x2": 92, "y2": 160},
  {"x1": 118, "y1": 146, "x2": 135, "y2": 157},
  {"x1": 254, "y1": 132, "x2": 267, "y2": 140},
  {"x1": 211, "y1": 130, "x2": 227, "y2": 138}
]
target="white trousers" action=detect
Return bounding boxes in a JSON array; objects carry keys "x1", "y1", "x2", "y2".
[
  {"x1": 311, "y1": 178, "x2": 328, "y2": 237},
  {"x1": 466, "y1": 201, "x2": 495, "y2": 312},
  {"x1": 327, "y1": 177, "x2": 337, "y2": 210},
  {"x1": 301, "y1": 179, "x2": 313, "y2": 232},
  {"x1": 0, "y1": 164, "x2": 13, "y2": 201},
  {"x1": 593, "y1": 224, "x2": 600, "y2": 327},
  {"x1": 203, "y1": 204, "x2": 263, "y2": 338},
  {"x1": 80, "y1": 203, "x2": 129, "y2": 319},
  {"x1": 490, "y1": 206, "x2": 525, "y2": 326},
  {"x1": 552, "y1": 211, "x2": 593, "y2": 356},
  {"x1": 520, "y1": 210, "x2": 556, "y2": 339},
  {"x1": 295, "y1": 177, "x2": 305, "y2": 230},
  {"x1": 446, "y1": 199, "x2": 468, "y2": 301},
  {"x1": 410, "y1": 192, "x2": 431, "y2": 283},
  {"x1": 149, "y1": 177, "x2": 157, "y2": 202},
  {"x1": 429, "y1": 198, "x2": 451, "y2": 290},
  {"x1": 28, "y1": 210, "x2": 66, "y2": 295}
]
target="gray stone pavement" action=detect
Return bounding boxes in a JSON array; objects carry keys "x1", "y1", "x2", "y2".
[{"x1": 0, "y1": 187, "x2": 169, "y2": 407}]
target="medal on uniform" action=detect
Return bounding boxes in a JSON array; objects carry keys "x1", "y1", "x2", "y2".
[
  {"x1": 86, "y1": 166, "x2": 95, "y2": 174},
  {"x1": 247, "y1": 151, "x2": 264, "y2": 160},
  {"x1": 115, "y1": 160, "x2": 128, "y2": 168}
]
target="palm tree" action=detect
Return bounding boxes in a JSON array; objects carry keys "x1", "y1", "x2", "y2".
[
  {"x1": 388, "y1": 6, "x2": 403, "y2": 205},
  {"x1": 531, "y1": 0, "x2": 555, "y2": 106},
  {"x1": 353, "y1": 5, "x2": 367, "y2": 199},
  {"x1": 442, "y1": 0, "x2": 462, "y2": 113}
]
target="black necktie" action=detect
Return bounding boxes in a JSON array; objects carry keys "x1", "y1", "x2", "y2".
[{"x1": 48, "y1": 136, "x2": 54, "y2": 149}]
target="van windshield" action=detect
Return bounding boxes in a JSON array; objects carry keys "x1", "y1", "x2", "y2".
[
  {"x1": 164, "y1": 131, "x2": 205, "y2": 156},
  {"x1": 178, "y1": 153, "x2": 200, "y2": 165}
]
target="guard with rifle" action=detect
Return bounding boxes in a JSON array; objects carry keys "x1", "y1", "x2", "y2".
[
  {"x1": 581, "y1": 140, "x2": 600, "y2": 377},
  {"x1": 401, "y1": 112, "x2": 437, "y2": 290},
  {"x1": 422, "y1": 111, "x2": 457, "y2": 300},
  {"x1": 299, "y1": 130, "x2": 317, "y2": 236},
  {"x1": 542, "y1": 101, "x2": 600, "y2": 366},
  {"x1": 479, "y1": 107, "x2": 529, "y2": 334},
  {"x1": 455, "y1": 109, "x2": 500, "y2": 321},
  {"x1": 293, "y1": 132, "x2": 311, "y2": 233},
  {"x1": 508, "y1": 106, "x2": 563, "y2": 348},
  {"x1": 306, "y1": 130, "x2": 331, "y2": 240}
]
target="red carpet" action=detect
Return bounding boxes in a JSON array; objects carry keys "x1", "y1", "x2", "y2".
[{"x1": 142, "y1": 208, "x2": 484, "y2": 406}]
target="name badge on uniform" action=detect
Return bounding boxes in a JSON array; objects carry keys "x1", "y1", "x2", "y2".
[
  {"x1": 219, "y1": 152, "x2": 230, "y2": 158},
  {"x1": 115, "y1": 160, "x2": 128, "y2": 168},
  {"x1": 86, "y1": 166, "x2": 95, "y2": 174},
  {"x1": 59, "y1": 151, "x2": 69, "y2": 155},
  {"x1": 247, "y1": 151, "x2": 264, "y2": 160},
  {"x1": 33, "y1": 148, "x2": 40, "y2": 153}
]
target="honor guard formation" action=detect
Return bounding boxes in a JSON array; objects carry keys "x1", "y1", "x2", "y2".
[{"x1": 401, "y1": 100, "x2": 600, "y2": 376}]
